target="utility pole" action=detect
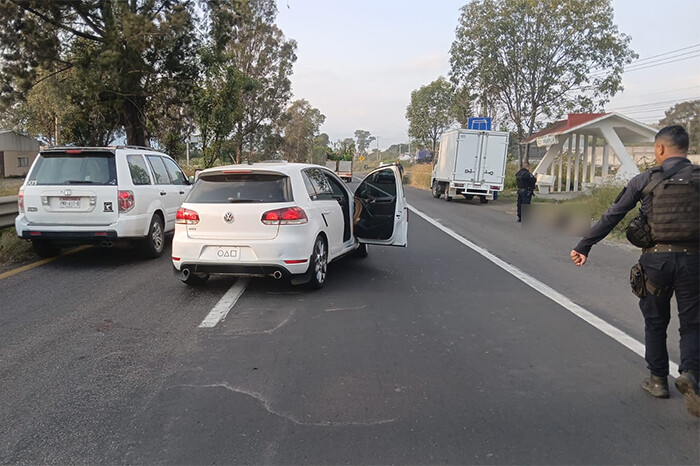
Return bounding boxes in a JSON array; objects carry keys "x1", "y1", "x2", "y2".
[{"x1": 376, "y1": 137, "x2": 380, "y2": 162}]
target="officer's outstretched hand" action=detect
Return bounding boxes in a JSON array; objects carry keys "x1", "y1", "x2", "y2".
[{"x1": 570, "y1": 250, "x2": 587, "y2": 266}]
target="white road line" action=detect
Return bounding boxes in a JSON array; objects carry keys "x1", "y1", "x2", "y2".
[
  {"x1": 408, "y1": 204, "x2": 680, "y2": 378},
  {"x1": 198, "y1": 278, "x2": 250, "y2": 328}
]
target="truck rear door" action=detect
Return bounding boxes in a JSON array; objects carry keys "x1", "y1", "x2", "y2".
[
  {"x1": 453, "y1": 132, "x2": 481, "y2": 183},
  {"x1": 479, "y1": 132, "x2": 509, "y2": 188}
]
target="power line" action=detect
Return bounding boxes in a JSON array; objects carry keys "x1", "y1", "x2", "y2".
[
  {"x1": 608, "y1": 96, "x2": 700, "y2": 111},
  {"x1": 590, "y1": 43, "x2": 700, "y2": 72}
]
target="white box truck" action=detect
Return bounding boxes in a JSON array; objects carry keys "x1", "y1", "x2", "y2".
[
  {"x1": 431, "y1": 129, "x2": 509, "y2": 204},
  {"x1": 325, "y1": 159, "x2": 353, "y2": 182}
]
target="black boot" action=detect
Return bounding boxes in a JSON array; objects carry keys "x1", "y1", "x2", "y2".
[
  {"x1": 675, "y1": 370, "x2": 700, "y2": 417},
  {"x1": 641, "y1": 374, "x2": 670, "y2": 398}
]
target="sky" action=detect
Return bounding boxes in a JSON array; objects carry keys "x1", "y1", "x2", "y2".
[{"x1": 274, "y1": 0, "x2": 700, "y2": 148}]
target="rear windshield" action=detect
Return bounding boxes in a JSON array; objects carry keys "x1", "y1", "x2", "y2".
[
  {"x1": 27, "y1": 151, "x2": 117, "y2": 186},
  {"x1": 187, "y1": 173, "x2": 293, "y2": 203}
]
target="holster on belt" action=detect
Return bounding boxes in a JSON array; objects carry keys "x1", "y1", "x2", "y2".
[{"x1": 630, "y1": 263, "x2": 673, "y2": 298}]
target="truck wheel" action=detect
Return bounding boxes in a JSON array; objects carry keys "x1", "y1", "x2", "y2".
[
  {"x1": 480, "y1": 196, "x2": 489, "y2": 204},
  {"x1": 444, "y1": 183, "x2": 452, "y2": 201},
  {"x1": 32, "y1": 239, "x2": 61, "y2": 258},
  {"x1": 431, "y1": 180, "x2": 441, "y2": 198}
]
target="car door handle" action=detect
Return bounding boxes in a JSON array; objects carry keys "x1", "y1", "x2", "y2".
[
  {"x1": 179, "y1": 190, "x2": 185, "y2": 194},
  {"x1": 160, "y1": 191, "x2": 167, "y2": 196},
  {"x1": 322, "y1": 210, "x2": 331, "y2": 215}
]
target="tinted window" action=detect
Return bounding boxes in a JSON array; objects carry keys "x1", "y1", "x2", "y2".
[
  {"x1": 187, "y1": 173, "x2": 293, "y2": 203},
  {"x1": 357, "y1": 168, "x2": 397, "y2": 198},
  {"x1": 163, "y1": 157, "x2": 188, "y2": 185},
  {"x1": 303, "y1": 168, "x2": 333, "y2": 200},
  {"x1": 27, "y1": 151, "x2": 117, "y2": 186},
  {"x1": 127, "y1": 154, "x2": 152, "y2": 185},
  {"x1": 146, "y1": 155, "x2": 171, "y2": 184}
]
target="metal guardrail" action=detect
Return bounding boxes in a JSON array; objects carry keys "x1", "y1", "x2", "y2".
[{"x1": 0, "y1": 196, "x2": 18, "y2": 229}]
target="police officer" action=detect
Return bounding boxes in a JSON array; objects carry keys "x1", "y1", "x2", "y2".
[
  {"x1": 570, "y1": 125, "x2": 699, "y2": 417},
  {"x1": 515, "y1": 162, "x2": 537, "y2": 222}
]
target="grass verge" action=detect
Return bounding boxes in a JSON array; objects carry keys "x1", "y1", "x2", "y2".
[
  {"x1": 0, "y1": 227, "x2": 34, "y2": 270},
  {"x1": 0, "y1": 178, "x2": 23, "y2": 197}
]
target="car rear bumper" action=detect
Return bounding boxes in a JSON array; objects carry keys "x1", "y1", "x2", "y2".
[
  {"x1": 173, "y1": 262, "x2": 313, "y2": 285},
  {"x1": 15, "y1": 213, "x2": 152, "y2": 239}
]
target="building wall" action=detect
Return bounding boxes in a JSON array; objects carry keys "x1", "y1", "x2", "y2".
[{"x1": 3, "y1": 150, "x2": 39, "y2": 177}]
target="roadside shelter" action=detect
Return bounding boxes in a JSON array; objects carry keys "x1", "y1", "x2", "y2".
[
  {"x1": 0, "y1": 130, "x2": 40, "y2": 178},
  {"x1": 521, "y1": 113, "x2": 658, "y2": 193}
]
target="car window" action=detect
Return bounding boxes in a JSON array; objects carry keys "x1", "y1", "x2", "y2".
[
  {"x1": 186, "y1": 173, "x2": 293, "y2": 203},
  {"x1": 356, "y1": 168, "x2": 397, "y2": 199},
  {"x1": 26, "y1": 151, "x2": 117, "y2": 186},
  {"x1": 302, "y1": 172, "x2": 317, "y2": 198},
  {"x1": 324, "y1": 171, "x2": 347, "y2": 198},
  {"x1": 127, "y1": 154, "x2": 152, "y2": 185},
  {"x1": 146, "y1": 155, "x2": 171, "y2": 185},
  {"x1": 303, "y1": 168, "x2": 333, "y2": 200},
  {"x1": 163, "y1": 157, "x2": 188, "y2": 185}
]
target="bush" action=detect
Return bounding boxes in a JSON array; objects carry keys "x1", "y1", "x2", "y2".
[{"x1": 407, "y1": 164, "x2": 432, "y2": 190}]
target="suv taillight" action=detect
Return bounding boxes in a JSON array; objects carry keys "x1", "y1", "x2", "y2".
[
  {"x1": 261, "y1": 207, "x2": 308, "y2": 225},
  {"x1": 176, "y1": 207, "x2": 199, "y2": 224},
  {"x1": 18, "y1": 187, "x2": 24, "y2": 213},
  {"x1": 118, "y1": 190, "x2": 134, "y2": 213}
]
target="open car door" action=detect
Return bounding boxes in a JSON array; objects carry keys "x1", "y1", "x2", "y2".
[{"x1": 353, "y1": 165, "x2": 408, "y2": 246}]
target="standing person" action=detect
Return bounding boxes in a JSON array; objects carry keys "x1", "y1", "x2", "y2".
[
  {"x1": 570, "y1": 125, "x2": 699, "y2": 417},
  {"x1": 515, "y1": 162, "x2": 537, "y2": 222}
]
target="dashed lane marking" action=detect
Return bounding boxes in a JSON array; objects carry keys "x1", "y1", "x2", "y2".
[
  {"x1": 198, "y1": 277, "x2": 250, "y2": 328},
  {"x1": 408, "y1": 204, "x2": 680, "y2": 379}
]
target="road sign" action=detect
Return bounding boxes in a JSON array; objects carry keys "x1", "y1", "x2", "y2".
[
  {"x1": 359, "y1": 155, "x2": 365, "y2": 162},
  {"x1": 536, "y1": 134, "x2": 558, "y2": 147},
  {"x1": 468, "y1": 117, "x2": 492, "y2": 131}
]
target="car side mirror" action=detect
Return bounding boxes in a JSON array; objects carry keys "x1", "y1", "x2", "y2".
[{"x1": 188, "y1": 175, "x2": 195, "y2": 184}]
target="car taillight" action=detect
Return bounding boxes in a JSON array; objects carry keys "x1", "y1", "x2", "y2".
[
  {"x1": 118, "y1": 190, "x2": 134, "y2": 213},
  {"x1": 18, "y1": 187, "x2": 24, "y2": 213},
  {"x1": 261, "y1": 207, "x2": 308, "y2": 225},
  {"x1": 176, "y1": 207, "x2": 199, "y2": 224}
]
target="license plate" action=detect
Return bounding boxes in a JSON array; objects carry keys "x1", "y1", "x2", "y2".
[
  {"x1": 215, "y1": 247, "x2": 240, "y2": 260},
  {"x1": 59, "y1": 197, "x2": 80, "y2": 208}
]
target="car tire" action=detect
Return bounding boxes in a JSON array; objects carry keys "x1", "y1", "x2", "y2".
[
  {"x1": 353, "y1": 242, "x2": 368, "y2": 258},
  {"x1": 431, "y1": 180, "x2": 441, "y2": 198},
  {"x1": 307, "y1": 236, "x2": 328, "y2": 289},
  {"x1": 32, "y1": 239, "x2": 61, "y2": 258},
  {"x1": 181, "y1": 271, "x2": 210, "y2": 286},
  {"x1": 480, "y1": 196, "x2": 489, "y2": 204},
  {"x1": 141, "y1": 214, "x2": 165, "y2": 259}
]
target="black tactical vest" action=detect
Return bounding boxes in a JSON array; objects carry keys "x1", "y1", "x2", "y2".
[{"x1": 644, "y1": 163, "x2": 700, "y2": 243}]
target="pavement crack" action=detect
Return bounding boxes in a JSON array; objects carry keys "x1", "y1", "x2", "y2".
[{"x1": 184, "y1": 383, "x2": 397, "y2": 427}]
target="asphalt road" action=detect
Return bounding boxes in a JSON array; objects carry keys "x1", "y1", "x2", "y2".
[{"x1": 0, "y1": 185, "x2": 697, "y2": 464}]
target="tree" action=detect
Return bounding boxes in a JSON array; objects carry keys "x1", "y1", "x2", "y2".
[
  {"x1": 451, "y1": 84, "x2": 474, "y2": 128},
  {"x1": 449, "y1": 0, "x2": 636, "y2": 163},
  {"x1": 354, "y1": 129, "x2": 373, "y2": 156},
  {"x1": 194, "y1": 52, "x2": 255, "y2": 168},
  {"x1": 280, "y1": 99, "x2": 325, "y2": 163},
  {"x1": 406, "y1": 77, "x2": 455, "y2": 156},
  {"x1": 660, "y1": 100, "x2": 700, "y2": 153},
  {"x1": 0, "y1": 0, "x2": 201, "y2": 146},
  {"x1": 220, "y1": 0, "x2": 297, "y2": 163}
]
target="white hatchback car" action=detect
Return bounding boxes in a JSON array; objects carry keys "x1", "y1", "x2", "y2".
[
  {"x1": 16, "y1": 146, "x2": 191, "y2": 258},
  {"x1": 172, "y1": 162, "x2": 408, "y2": 288}
]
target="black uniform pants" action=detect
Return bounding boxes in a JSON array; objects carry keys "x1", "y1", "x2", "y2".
[
  {"x1": 517, "y1": 189, "x2": 533, "y2": 221},
  {"x1": 638, "y1": 252, "x2": 699, "y2": 377}
]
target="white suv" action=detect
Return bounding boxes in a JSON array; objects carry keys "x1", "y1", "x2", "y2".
[{"x1": 15, "y1": 146, "x2": 191, "y2": 258}]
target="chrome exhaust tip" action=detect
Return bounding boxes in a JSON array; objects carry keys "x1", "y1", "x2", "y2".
[
  {"x1": 182, "y1": 268, "x2": 190, "y2": 279},
  {"x1": 272, "y1": 271, "x2": 283, "y2": 280}
]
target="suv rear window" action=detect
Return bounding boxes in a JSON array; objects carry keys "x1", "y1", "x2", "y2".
[
  {"x1": 187, "y1": 173, "x2": 293, "y2": 203},
  {"x1": 27, "y1": 151, "x2": 117, "y2": 186}
]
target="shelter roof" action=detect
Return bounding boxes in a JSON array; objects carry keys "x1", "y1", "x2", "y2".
[{"x1": 522, "y1": 113, "x2": 657, "y2": 145}]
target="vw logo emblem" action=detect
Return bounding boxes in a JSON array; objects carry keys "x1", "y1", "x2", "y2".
[
  {"x1": 223, "y1": 212, "x2": 234, "y2": 223},
  {"x1": 63, "y1": 189, "x2": 72, "y2": 196}
]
